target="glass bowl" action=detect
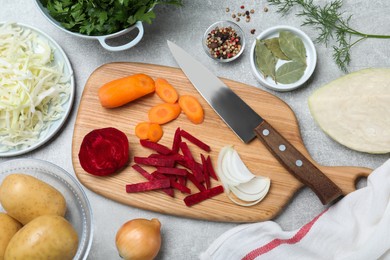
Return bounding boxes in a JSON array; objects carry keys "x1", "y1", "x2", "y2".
[
  {"x1": 202, "y1": 20, "x2": 245, "y2": 63},
  {"x1": 0, "y1": 158, "x2": 93, "y2": 260}
]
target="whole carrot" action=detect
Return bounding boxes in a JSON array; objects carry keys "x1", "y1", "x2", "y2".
[{"x1": 98, "y1": 74, "x2": 155, "y2": 108}]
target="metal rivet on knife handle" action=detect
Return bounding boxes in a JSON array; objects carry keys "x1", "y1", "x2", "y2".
[{"x1": 254, "y1": 120, "x2": 343, "y2": 205}]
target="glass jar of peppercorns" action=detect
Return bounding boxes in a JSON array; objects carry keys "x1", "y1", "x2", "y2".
[{"x1": 202, "y1": 21, "x2": 245, "y2": 62}]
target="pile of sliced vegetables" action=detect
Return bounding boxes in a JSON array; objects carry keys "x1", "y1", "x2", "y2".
[
  {"x1": 0, "y1": 23, "x2": 70, "y2": 152},
  {"x1": 127, "y1": 127, "x2": 224, "y2": 207},
  {"x1": 98, "y1": 74, "x2": 204, "y2": 143},
  {"x1": 217, "y1": 146, "x2": 271, "y2": 206}
]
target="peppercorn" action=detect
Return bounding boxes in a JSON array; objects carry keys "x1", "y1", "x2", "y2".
[
  {"x1": 205, "y1": 26, "x2": 242, "y2": 60},
  {"x1": 250, "y1": 9, "x2": 255, "y2": 14},
  {"x1": 264, "y1": 6, "x2": 269, "y2": 12},
  {"x1": 240, "y1": 5, "x2": 245, "y2": 9},
  {"x1": 226, "y1": 7, "x2": 230, "y2": 12},
  {"x1": 236, "y1": 17, "x2": 240, "y2": 22},
  {"x1": 232, "y1": 14, "x2": 236, "y2": 18},
  {"x1": 245, "y1": 10, "x2": 250, "y2": 16},
  {"x1": 250, "y1": 29, "x2": 256, "y2": 34}
]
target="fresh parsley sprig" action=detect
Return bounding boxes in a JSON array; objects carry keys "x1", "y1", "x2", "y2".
[
  {"x1": 41, "y1": 0, "x2": 182, "y2": 36},
  {"x1": 267, "y1": 0, "x2": 390, "y2": 72}
]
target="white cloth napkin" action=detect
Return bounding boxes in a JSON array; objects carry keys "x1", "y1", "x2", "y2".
[{"x1": 200, "y1": 159, "x2": 390, "y2": 260}]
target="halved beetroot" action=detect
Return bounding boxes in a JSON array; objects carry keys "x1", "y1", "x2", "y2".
[{"x1": 79, "y1": 127, "x2": 129, "y2": 176}]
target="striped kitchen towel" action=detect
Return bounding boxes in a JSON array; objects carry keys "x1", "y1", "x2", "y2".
[{"x1": 200, "y1": 159, "x2": 390, "y2": 260}]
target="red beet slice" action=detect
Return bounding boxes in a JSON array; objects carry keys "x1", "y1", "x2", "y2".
[
  {"x1": 132, "y1": 164, "x2": 153, "y2": 181},
  {"x1": 156, "y1": 167, "x2": 188, "y2": 176},
  {"x1": 126, "y1": 179, "x2": 170, "y2": 193},
  {"x1": 184, "y1": 185, "x2": 224, "y2": 207},
  {"x1": 170, "y1": 180, "x2": 191, "y2": 194},
  {"x1": 180, "y1": 142, "x2": 204, "y2": 182},
  {"x1": 179, "y1": 141, "x2": 194, "y2": 161},
  {"x1": 177, "y1": 176, "x2": 187, "y2": 188},
  {"x1": 78, "y1": 127, "x2": 129, "y2": 176},
  {"x1": 180, "y1": 129, "x2": 211, "y2": 152},
  {"x1": 134, "y1": 156, "x2": 175, "y2": 167},
  {"x1": 187, "y1": 172, "x2": 206, "y2": 192},
  {"x1": 201, "y1": 154, "x2": 211, "y2": 189},
  {"x1": 206, "y1": 155, "x2": 218, "y2": 180},
  {"x1": 148, "y1": 153, "x2": 185, "y2": 162},
  {"x1": 140, "y1": 169, "x2": 175, "y2": 197},
  {"x1": 171, "y1": 127, "x2": 182, "y2": 153},
  {"x1": 140, "y1": 140, "x2": 172, "y2": 155}
]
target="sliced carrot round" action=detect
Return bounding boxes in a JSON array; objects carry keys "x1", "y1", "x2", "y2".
[
  {"x1": 147, "y1": 123, "x2": 163, "y2": 143},
  {"x1": 155, "y1": 78, "x2": 179, "y2": 104},
  {"x1": 148, "y1": 103, "x2": 181, "y2": 125},
  {"x1": 135, "y1": 122, "x2": 150, "y2": 140},
  {"x1": 178, "y1": 95, "x2": 204, "y2": 124}
]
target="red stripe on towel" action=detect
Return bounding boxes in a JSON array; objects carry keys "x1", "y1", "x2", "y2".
[{"x1": 242, "y1": 209, "x2": 328, "y2": 260}]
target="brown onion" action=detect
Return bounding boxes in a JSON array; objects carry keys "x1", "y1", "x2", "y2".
[{"x1": 115, "y1": 218, "x2": 161, "y2": 260}]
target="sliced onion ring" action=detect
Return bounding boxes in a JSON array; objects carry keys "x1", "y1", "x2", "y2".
[{"x1": 217, "y1": 145, "x2": 271, "y2": 206}]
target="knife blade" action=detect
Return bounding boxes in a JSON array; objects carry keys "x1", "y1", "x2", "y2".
[{"x1": 167, "y1": 40, "x2": 343, "y2": 205}]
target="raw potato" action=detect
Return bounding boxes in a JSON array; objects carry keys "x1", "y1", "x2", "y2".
[
  {"x1": 0, "y1": 213, "x2": 22, "y2": 260},
  {"x1": 308, "y1": 68, "x2": 390, "y2": 154},
  {"x1": 4, "y1": 215, "x2": 78, "y2": 260},
  {"x1": 0, "y1": 174, "x2": 66, "y2": 225}
]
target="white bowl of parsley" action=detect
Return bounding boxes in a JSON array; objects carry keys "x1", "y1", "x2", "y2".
[{"x1": 35, "y1": 0, "x2": 182, "y2": 52}]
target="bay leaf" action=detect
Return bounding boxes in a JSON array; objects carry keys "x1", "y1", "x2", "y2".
[
  {"x1": 255, "y1": 39, "x2": 276, "y2": 80},
  {"x1": 279, "y1": 31, "x2": 307, "y2": 64},
  {"x1": 263, "y1": 37, "x2": 290, "y2": 60},
  {"x1": 275, "y1": 61, "x2": 307, "y2": 84}
]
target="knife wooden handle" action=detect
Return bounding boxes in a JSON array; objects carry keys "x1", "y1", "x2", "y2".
[{"x1": 254, "y1": 120, "x2": 343, "y2": 205}]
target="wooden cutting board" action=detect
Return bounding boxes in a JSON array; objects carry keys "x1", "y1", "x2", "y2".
[{"x1": 72, "y1": 62, "x2": 371, "y2": 223}]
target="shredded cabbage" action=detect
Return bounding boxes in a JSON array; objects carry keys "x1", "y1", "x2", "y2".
[{"x1": 0, "y1": 22, "x2": 71, "y2": 152}]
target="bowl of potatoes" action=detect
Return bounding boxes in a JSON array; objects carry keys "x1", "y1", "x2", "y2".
[{"x1": 0, "y1": 158, "x2": 93, "y2": 260}]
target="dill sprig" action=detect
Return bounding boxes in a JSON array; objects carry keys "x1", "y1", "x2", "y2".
[{"x1": 267, "y1": 0, "x2": 390, "y2": 72}]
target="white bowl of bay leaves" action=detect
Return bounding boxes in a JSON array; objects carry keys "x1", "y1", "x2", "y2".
[{"x1": 250, "y1": 25, "x2": 317, "y2": 91}]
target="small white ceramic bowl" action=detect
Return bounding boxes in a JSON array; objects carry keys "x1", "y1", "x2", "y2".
[
  {"x1": 203, "y1": 20, "x2": 245, "y2": 63},
  {"x1": 250, "y1": 25, "x2": 317, "y2": 91},
  {"x1": 34, "y1": 0, "x2": 144, "y2": 52}
]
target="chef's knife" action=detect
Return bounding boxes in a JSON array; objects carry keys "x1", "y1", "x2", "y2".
[{"x1": 167, "y1": 40, "x2": 343, "y2": 205}]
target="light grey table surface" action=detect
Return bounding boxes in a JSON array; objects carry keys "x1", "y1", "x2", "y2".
[{"x1": 1, "y1": 1, "x2": 389, "y2": 259}]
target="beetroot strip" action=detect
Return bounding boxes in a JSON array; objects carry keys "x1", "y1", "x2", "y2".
[
  {"x1": 157, "y1": 167, "x2": 188, "y2": 176},
  {"x1": 177, "y1": 176, "x2": 187, "y2": 189},
  {"x1": 206, "y1": 155, "x2": 218, "y2": 181},
  {"x1": 180, "y1": 141, "x2": 194, "y2": 161},
  {"x1": 201, "y1": 154, "x2": 211, "y2": 189},
  {"x1": 180, "y1": 141, "x2": 204, "y2": 182},
  {"x1": 148, "y1": 153, "x2": 186, "y2": 162},
  {"x1": 140, "y1": 140, "x2": 172, "y2": 155},
  {"x1": 187, "y1": 172, "x2": 206, "y2": 192},
  {"x1": 180, "y1": 129, "x2": 211, "y2": 152},
  {"x1": 134, "y1": 156, "x2": 175, "y2": 167},
  {"x1": 184, "y1": 185, "x2": 224, "y2": 207},
  {"x1": 126, "y1": 179, "x2": 170, "y2": 193},
  {"x1": 131, "y1": 164, "x2": 153, "y2": 181},
  {"x1": 170, "y1": 179, "x2": 191, "y2": 194},
  {"x1": 171, "y1": 127, "x2": 182, "y2": 154},
  {"x1": 131, "y1": 165, "x2": 174, "y2": 197}
]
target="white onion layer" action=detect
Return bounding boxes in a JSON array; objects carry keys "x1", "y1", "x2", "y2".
[{"x1": 217, "y1": 145, "x2": 271, "y2": 206}]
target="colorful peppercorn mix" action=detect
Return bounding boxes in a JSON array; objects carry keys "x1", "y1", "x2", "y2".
[{"x1": 205, "y1": 26, "x2": 242, "y2": 60}]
